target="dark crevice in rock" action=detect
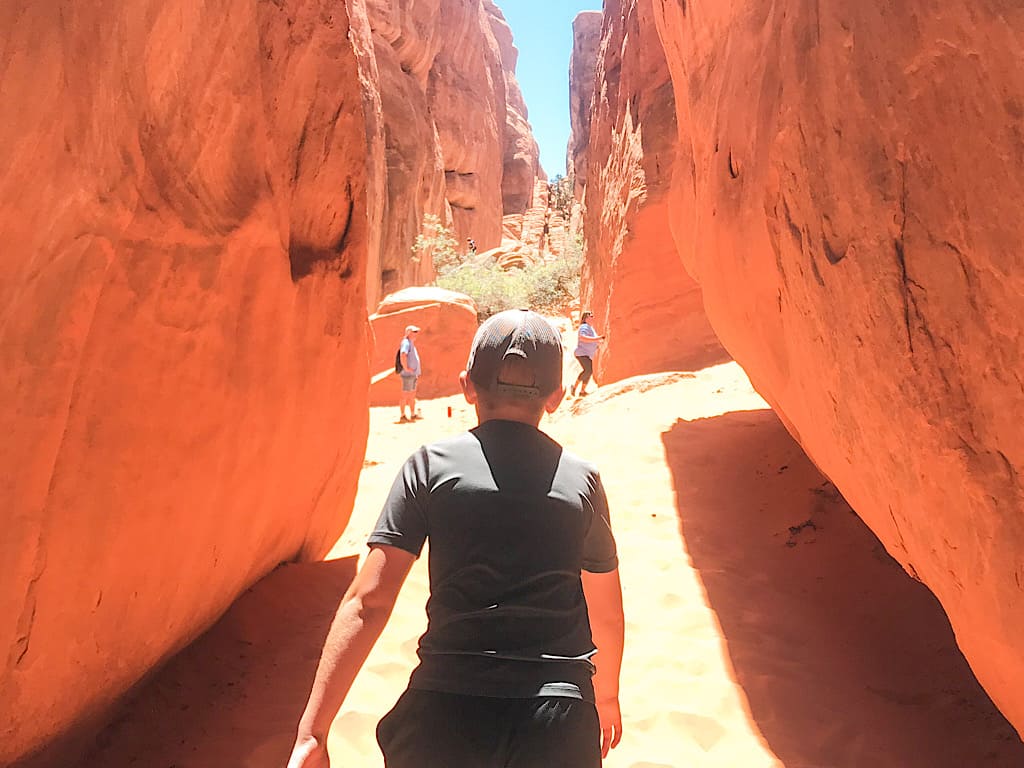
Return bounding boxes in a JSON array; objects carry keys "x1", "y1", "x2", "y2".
[
  {"x1": 293, "y1": 112, "x2": 311, "y2": 184},
  {"x1": 727, "y1": 149, "x2": 740, "y2": 178},
  {"x1": 894, "y1": 160, "x2": 915, "y2": 354}
]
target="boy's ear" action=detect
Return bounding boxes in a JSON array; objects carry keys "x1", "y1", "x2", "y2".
[
  {"x1": 543, "y1": 385, "x2": 566, "y2": 414},
  {"x1": 459, "y1": 371, "x2": 478, "y2": 404}
]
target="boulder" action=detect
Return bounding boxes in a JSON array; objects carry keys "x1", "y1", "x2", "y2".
[
  {"x1": 577, "y1": 0, "x2": 727, "y2": 383},
  {"x1": 651, "y1": 0, "x2": 1024, "y2": 734},
  {"x1": 369, "y1": 287, "x2": 479, "y2": 405},
  {"x1": 0, "y1": 0, "x2": 375, "y2": 763}
]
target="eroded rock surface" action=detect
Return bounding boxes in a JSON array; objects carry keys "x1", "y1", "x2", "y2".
[
  {"x1": 486, "y1": 1, "x2": 545, "y2": 215},
  {"x1": 574, "y1": 1, "x2": 726, "y2": 383},
  {"x1": 650, "y1": 0, "x2": 1024, "y2": 734},
  {"x1": 1, "y1": 1, "x2": 539, "y2": 763},
  {"x1": 369, "y1": 287, "x2": 478, "y2": 405},
  {"x1": 567, "y1": 11, "x2": 603, "y2": 198},
  {"x1": 0, "y1": 1, "x2": 376, "y2": 763},
  {"x1": 365, "y1": 0, "x2": 543, "y2": 305}
]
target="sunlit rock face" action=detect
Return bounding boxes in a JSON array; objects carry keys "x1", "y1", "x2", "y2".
[
  {"x1": 0, "y1": 1, "x2": 375, "y2": 763},
  {"x1": 651, "y1": 0, "x2": 1024, "y2": 734},
  {"x1": 365, "y1": 0, "x2": 543, "y2": 305},
  {"x1": 567, "y1": 10, "x2": 602, "y2": 198},
  {"x1": 486, "y1": 1, "x2": 545, "y2": 215},
  {"x1": 575, "y1": 0, "x2": 726, "y2": 384},
  {"x1": 428, "y1": 0, "x2": 508, "y2": 253}
]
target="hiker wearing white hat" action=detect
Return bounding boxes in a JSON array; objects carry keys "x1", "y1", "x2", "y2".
[{"x1": 398, "y1": 325, "x2": 421, "y2": 423}]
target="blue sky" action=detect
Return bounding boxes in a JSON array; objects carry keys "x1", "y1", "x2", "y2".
[{"x1": 500, "y1": 1, "x2": 602, "y2": 179}]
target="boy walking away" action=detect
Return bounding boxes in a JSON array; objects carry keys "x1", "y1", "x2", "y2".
[
  {"x1": 571, "y1": 310, "x2": 604, "y2": 397},
  {"x1": 288, "y1": 309, "x2": 625, "y2": 768},
  {"x1": 398, "y1": 325, "x2": 421, "y2": 422}
]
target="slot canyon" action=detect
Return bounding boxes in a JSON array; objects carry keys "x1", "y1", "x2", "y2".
[{"x1": 2, "y1": 1, "x2": 1022, "y2": 766}]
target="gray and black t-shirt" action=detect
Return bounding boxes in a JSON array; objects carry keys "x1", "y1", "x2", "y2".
[{"x1": 368, "y1": 419, "x2": 618, "y2": 701}]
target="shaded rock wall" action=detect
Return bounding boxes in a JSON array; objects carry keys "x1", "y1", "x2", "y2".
[
  {"x1": 366, "y1": 0, "x2": 447, "y2": 301},
  {"x1": 365, "y1": 0, "x2": 542, "y2": 305},
  {"x1": 650, "y1": 0, "x2": 1024, "y2": 734},
  {"x1": 574, "y1": 0, "x2": 726, "y2": 384},
  {"x1": 0, "y1": 0, "x2": 375, "y2": 762}
]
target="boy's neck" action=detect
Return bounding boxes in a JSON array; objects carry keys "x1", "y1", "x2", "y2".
[{"x1": 474, "y1": 406, "x2": 543, "y2": 428}]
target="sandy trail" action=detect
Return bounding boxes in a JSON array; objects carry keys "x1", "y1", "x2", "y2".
[{"x1": 68, "y1": 357, "x2": 1023, "y2": 767}]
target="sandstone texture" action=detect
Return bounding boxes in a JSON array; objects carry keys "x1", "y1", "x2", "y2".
[
  {"x1": 649, "y1": 0, "x2": 1024, "y2": 734},
  {"x1": 486, "y1": 2, "x2": 545, "y2": 215},
  {"x1": 0, "y1": 1, "x2": 379, "y2": 763},
  {"x1": 369, "y1": 287, "x2": 478, "y2": 406},
  {"x1": 567, "y1": 11, "x2": 603, "y2": 198},
  {"x1": 574, "y1": 1, "x2": 726, "y2": 384},
  {"x1": 366, "y1": 0, "x2": 447, "y2": 302},
  {"x1": 364, "y1": 0, "x2": 543, "y2": 306}
]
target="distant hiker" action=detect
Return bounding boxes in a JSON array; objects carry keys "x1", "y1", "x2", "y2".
[
  {"x1": 467, "y1": 237, "x2": 477, "y2": 255},
  {"x1": 571, "y1": 311, "x2": 604, "y2": 397},
  {"x1": 287, "y1": 309, "x2": 625, "y2": 768},
  {"x1": 398, "y1": 325, "x2": 421, "y2": 422}
]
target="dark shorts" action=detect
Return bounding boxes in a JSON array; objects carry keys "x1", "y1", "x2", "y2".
[
  {"x1": 575, "y1": 355, "x2": 594, "y2": 384},
  {"x1": 400, "y1": 372, "x2": 419, "y2": 392},
  {"x1": 376, "y1": 689, "x2": 601, "y2": 768}
]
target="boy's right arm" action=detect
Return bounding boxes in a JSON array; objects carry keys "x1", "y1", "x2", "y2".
[
  {"x1": 582, "y1": 567, "x2": 625, "y2": 758},
  {"x1": 287, "y1": 544, "x2": 415, "y2": 767}
]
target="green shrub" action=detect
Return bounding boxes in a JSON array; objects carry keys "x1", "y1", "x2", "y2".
[
  {"x1": 411, "y1": 213, "x2": 459, "y2": 273},
  {"x1": 423, "y1": 214, "x2": 584, "y2": 320},
  {"x1": 549, "y1": 173, "x2": 575, "y2": 217}
]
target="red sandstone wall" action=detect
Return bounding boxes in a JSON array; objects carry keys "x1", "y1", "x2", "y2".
[
  {"x1": 364, "y1": 0, "x2": 543, "y2": 305},
  {"x1": 0, "y1": 1, "x2": 374, "y2": 762},
  {"x1": 575, "y1": 0, "x2": 726, "y2": 384},
  {"x1": 567, "y1": 11, "x2": 602, "y2": 198},
  {"x1": 651, "y1": 0, "x2": 1024, "y2": 734},
  {"x1": 486, "y1": 1, "x2": 545, "y2": 215},
  {"x1": 367, "y1": 0, "x2": 447, "y2": 303}
]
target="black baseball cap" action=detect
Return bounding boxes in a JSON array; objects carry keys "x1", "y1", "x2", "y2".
[{"x1": 466, "y1": 310, "x2": 563, "y2": 399}]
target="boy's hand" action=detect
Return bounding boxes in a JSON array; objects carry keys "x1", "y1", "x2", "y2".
[
  {"x1": 287, "y1": 735, "x2": 329, "y2": 768},
  {"x1": 595, "y1": 695, "x2": 623, "y2": 757}
]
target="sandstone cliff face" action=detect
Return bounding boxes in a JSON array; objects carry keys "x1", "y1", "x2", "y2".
[
  {"x1": 566, "y1": 11, "x2": 603, "y2": 198},
  {"x1": 366, "y1": 0, "x2": 448, "y2": 301},
  {"x1": 575, "y1": 1, "x2": 726, "y2": 384},
  {"x1": 365, "y1": 0, "x2": 542, "y2": 306},
  {"x1": 0, "y1": 1, "x2": 375, "y2": 762},
  {"x1": 650, "y1": 0, "x2": 1024, "y2": 734},
  {"x1": 486, "y1": 1, "x2": 545, "y2": 215}
]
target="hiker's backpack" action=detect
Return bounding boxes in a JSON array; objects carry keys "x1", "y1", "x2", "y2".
[{"x1": 395, "y1": 348, "x2": 404, "y2": 375}]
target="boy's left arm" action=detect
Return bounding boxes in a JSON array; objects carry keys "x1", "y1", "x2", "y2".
[
  {"x1": 582, "y1": 567, "x2": 625, "y2": 758},
  {"x1": 288, "y1": 545, "x2": 416, "y2": 768}
]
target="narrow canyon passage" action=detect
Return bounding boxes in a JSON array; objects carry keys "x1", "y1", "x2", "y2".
[
  {"x1": 5, "y1": 0, "x2": 1023, "y2": 763},
  {"x1": 69, "y1": 344, "x2": 1024, "y2": 767}
]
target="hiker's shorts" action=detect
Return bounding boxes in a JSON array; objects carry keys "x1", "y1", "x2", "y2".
[
  {"x1": 575, "y1": 355, "x2": 594, "y2": 385},
  {"x1": 400, "y1": 373, "x2": 418, "y2": 392},
  {"x1": 376, "y1": 689, "x2": 601, "y2": 768}
]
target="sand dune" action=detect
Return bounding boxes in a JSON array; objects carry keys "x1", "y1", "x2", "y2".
[{"x1": 60, "y1": 361, "x2": 1023, "y2": 768}]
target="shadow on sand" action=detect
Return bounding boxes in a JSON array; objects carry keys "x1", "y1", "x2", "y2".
[
  {"x1": 46, "y1": 557, "x2": 358, "y2": 768},
  {"x1": 662, "y1": 410, "x2": 1023, "y2": 767}
]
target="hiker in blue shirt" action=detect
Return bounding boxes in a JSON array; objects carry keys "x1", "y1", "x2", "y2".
[
  {"x1": 570, "y1": 311, "x2": 604, "y2": 397},
  {"x1": 399, "y1": 325, "x2": 421, "y2": 422}
]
